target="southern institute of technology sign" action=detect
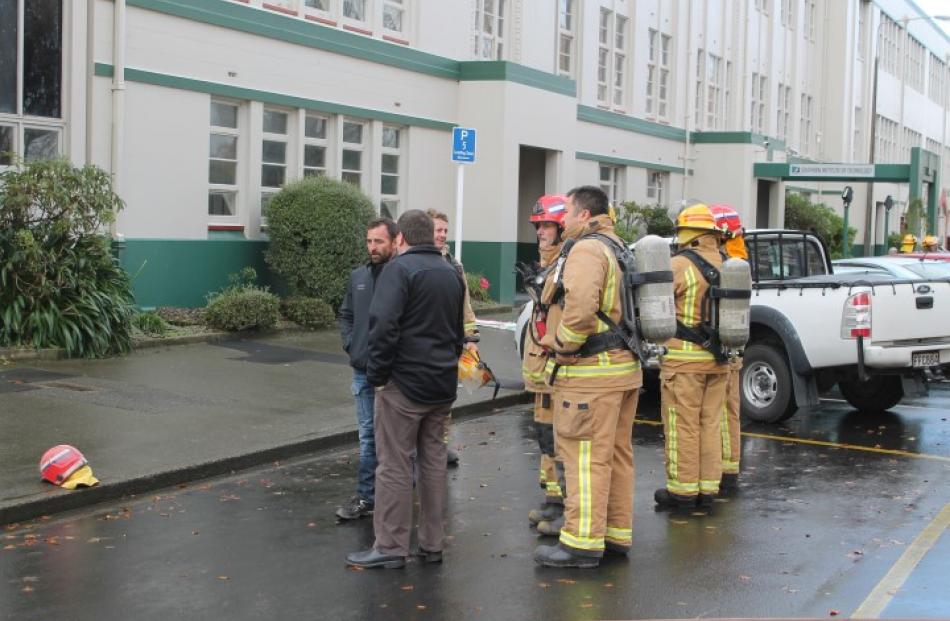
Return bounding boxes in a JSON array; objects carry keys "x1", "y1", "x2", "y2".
[{"x1": 789, "y1": 164, "x2": 875, "y2": 177}]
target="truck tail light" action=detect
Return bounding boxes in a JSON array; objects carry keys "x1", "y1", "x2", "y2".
[{"x1": 842, "y1": 291, "x2": 872, "y2": 339}]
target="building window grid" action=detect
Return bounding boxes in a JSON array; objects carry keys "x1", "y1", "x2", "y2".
[
  {"x1": 694, "y1": 49, "x2": 705, "y2": 128},
  {"x1": 380, "y1": 125, "x2": 401, "y2": 217},
  {"x1": 853, "y1": 106, "x2": 862, "y2": 162},
  {"x1": 879, "y1": 15, "x2": 901, "y2": 75},
  {"x1": 724, "y1": 61, "x2": 733, "y2": 126},
  {"x1": 800, "y1": 94, "x2": 813, "y2": 156},
  {"x1": 597, "y1": 9, "x2": 610, "y2": 104},
  {"x1": 381, "y1": 0, "x2": 405, "y2": 35},
  {"x1": 599, "y1": 164, "x2": 623, "y2": 205},
  {"x1": 646, "y1": 29, "x2": 672, "y2": 119},
  {"x1": 613, "y1": 16, "x2": 627, "y2": 108},
  {"x1": 856, "y1": 3, "x2": 865, "y2": 60},
  {"x1": 750, "y1": 73, "x2": 767, "y2": 134},
  {"x1": 706, "y1": 53, "x2": 723, "y2": 129},
  {"x1": 557, "y1": 0, "x2": 575, "y2": 77},
  {"x1": 902, "y1": 127, "x2": 921, "y2": 163},
  {"x1": 906, "y1": 37, "x2": 925, "y2": 93},
  {"x1": 803, "y1": 0, "x2": 816, "y2": 41},
  {"x1": 474, "y1": 0, "x2": 505, "y2": 60},
  {"x1": 303, "y1": 113, "x2": 328, "y2": 177},
  {"x1": 208, "y1": 100, "x2": 240, "y2": 220},
  {"x1": 646, "y1": 170, "x2": 668, "y2": 206},
  {"x1": 780, "y1": 0, "x2": 795, "y2": 28},
  {"x1": 341, "y1": 118, "x2": 366, "y2": 188},
  {"x1": 261, "y1": 108, "x2": 290, "y2": 217},
  {"x1": 874, "y1": 115, "x2": 898, "y2": 163},
  {"x1": 929, "y1": 54, "x2": 947, "y2": 106},
  {"x1": 776, "y1": 83, "x2": 791, "y2": 140},
  {"x1": 926, "y1": 137, "x2": 941, "y2": 156}
]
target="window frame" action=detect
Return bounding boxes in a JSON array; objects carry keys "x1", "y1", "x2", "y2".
[
  {"x1": 556, "y1": 0, "x2": 575, "y2": 78},
  {"x1": 260, "y1": 106, "x2": 292, "y2": 222},
  {"x1": 474, "y1": 0, "x2": 506, "y2": 60},
  {"x1": 303, "y1": 112, "x2": 329, "y2": 178},
  {"x1": 598, "y1": 164, "x2": 623, "y2": 205},
  {"x1": 340, "y1": 116, "x2": 367, "y2": 190},
  {"x1": 379, "y1": 124, "x2": 403, "y2": 218},
  {"x1": 208, "y1": 99, "x2": 242, "y2": 225},
  {"x1": 646, "y1": 169, "x2": 668, "y2": 207}
]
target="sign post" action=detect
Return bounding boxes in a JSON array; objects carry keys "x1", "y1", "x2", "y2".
[{"x1": 451, "y1": 127, "x2": 476, "y2": 262}]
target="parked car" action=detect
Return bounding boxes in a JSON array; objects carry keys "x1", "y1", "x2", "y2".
[
  {"x1": 515, "y1": 230, "x2": 950, "y2": 424},
  {"x1": 834, "y1": 257, "x2": 950, "y2": 280}
]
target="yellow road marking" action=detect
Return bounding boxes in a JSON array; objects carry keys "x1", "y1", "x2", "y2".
[
  {"x1": 851, "y1": 503, "x2": 950, "y2": 619},
  {"x1": 634, "y1": 419, "x2": 950, "y2": 463}
]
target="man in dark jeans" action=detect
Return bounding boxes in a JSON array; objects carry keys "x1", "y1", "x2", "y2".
[
  {"x1": 345, "y1": 209, "x2": 465, "y2": 569},
  {"x1": 335, "y1": 217, "x2": 398, "y2": 521}
]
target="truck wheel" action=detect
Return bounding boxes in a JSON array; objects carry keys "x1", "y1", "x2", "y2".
[
  {"x1": 741, "y1": 343, "x2": 795, "y2": 423},
  {"x1": 838, "y1": 376, "x2": 903, "y2": 413}
]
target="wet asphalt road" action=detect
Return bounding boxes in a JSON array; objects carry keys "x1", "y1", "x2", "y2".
[{"x1": 2, "y1": 386, "x2": 949, "y2": 620}]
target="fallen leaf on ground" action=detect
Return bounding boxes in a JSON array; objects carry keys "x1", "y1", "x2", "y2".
[
  {"x1": 401, "y1": 585, "x2": 414, "y2": 591},
  {"x1": 416, "y1": 604, "x2": 427, "y2": 610},
  {"x1": 217, "y1": 576, "x2": 229, "y2": 581},
  {"x1": 557, "y1": 578, "x2": 576, "y2": 585}
]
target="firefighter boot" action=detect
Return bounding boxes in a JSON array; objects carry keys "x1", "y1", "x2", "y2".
[
  {"x1": 528, "y1": 501, "x2": 563, "y2": 526},
  {"x1": 654, "y1": 488, "x2": 696, "y2": 512},
  {"x1": 533, "y1": 543, "x2": 600, "y2": 569},
  {"x1": 719, "y1": 472, "x2": 739, "y2": 493},
  {"x1": 536, "y1": 514, "x2": 564, "y2": 536}
]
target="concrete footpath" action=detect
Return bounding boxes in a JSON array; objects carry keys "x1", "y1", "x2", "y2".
[{"x1": 0, "y1": 312, "x2": 527, "y2": 525}]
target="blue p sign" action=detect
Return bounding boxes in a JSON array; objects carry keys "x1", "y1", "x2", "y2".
[{"x1": 452, "y1": 127, "x2": 477, "y2": 163}]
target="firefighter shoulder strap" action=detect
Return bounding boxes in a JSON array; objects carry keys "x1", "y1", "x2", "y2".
[{"x1": 673, "y1": 248, "x2": 729, "y2": 363}]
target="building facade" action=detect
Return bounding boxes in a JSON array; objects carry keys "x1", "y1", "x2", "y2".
[{"x1": 1, "y1": 0, "x2": 948, "y2": 305}]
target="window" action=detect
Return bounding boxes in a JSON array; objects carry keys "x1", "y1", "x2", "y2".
[
  {"x1": 781, "y1": 0, "x2": 795, "y2": 29},
  {"x1": 878, "y1": 14, "x2": 901, "y2": 74},
  {"x1": 926, "y1": 138, "x2": 941, "y2": 156},
  {"x1": 341, "y1": 118, "x2": 365, "y2": 187},
  {"x1": 382, "y1": 0, "x2": 404, "y2": 34},
  {"x1": 750, "y1": 73, "x2": 767, "y2": 133},
  {"x1": 694, "y1": 49, "x2": 704, "y2": 127},
  {"x1": 646, "y1": 170, "x2": 668, "y2": 206},
  {"x1": 0, "y1": 0, "x2": 64, "y2": 163},
  {"x1": 557, "y1": 0, "x2": 575, "y2": 77},
  {"x1": 261, "y1": 108, "x2": 289, "y2": 214},
  {"x1": 613, "y1": 16, "x2": 627, "y2": 107},
  {"x1": 599, "y1": 164, "x2": 623, "y2": 205},
  {"x1": 802, "y1": 0, "x2": 815, "y2": 40},
  {"x1": 304, "y1": 0, "x2": 331, "y2": 9},
  {"x1": 901, "y1": 127, "x2": 921, "y2": 163},
  {"x1": 776, "y1": 83, "x2": 791, "y2": 140},
  {"x1": 747, "y1": 235, "x2": 827, "y2": 282},
  {"x1": 874, "y1": 115, "x2": 898, "y2": 163},
  {"x1": 853, "y1": 107, "x2": 862, "y2": 161},
  {"x1": 474, "y1": 0, "x2": 505, "y2": 60},
  {"x1": 800, "y1": 94, "x2": 813, "y2": 155},
  {"x1": 724, "y1": 61, "x2": 733, "y2": 125},
  {"x1": 706, "y1": 53, "x2": 723, "y2": 129},
  {"x1": 755, "y1": 0, "x2": 770, "y2": 14},
  {"x1": 597, "y1": 9, "x2": 610, "y2": 104},
  {"x1": 342, "y1": 0, "x2": 367, "y2": 21},
  {"x1": 209, "y1": 101, "x2": 240, "y2": 220},
  {"x1": 380, "y1": 125, "x2": 402, "y2": 218},
  {"x1": 906, "y1": 37, "x2": 925, "y2": 93},
  {"x1": 646, "y1": 29, "x2": 671, "y2": 119},
  {"x1": 856, "y1": 2, "x2": 865, "y2": 60},
  {"x1": 929, "y1": 54, "x2": 947, "y2": 106},
  {"x1": 303, "y1": 114, "x2": 328, "y2": 177}
]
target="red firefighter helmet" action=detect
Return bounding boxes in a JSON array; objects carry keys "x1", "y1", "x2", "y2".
[
  {"x1": 530, "y1": 194, "x2": 569, "y2": 228},
  {"x1": 39, "y1": 445, "x2": 88, "y2": 485},
  {"x1": 709, "y1": 203, "x2": 744, "y2": 238}
]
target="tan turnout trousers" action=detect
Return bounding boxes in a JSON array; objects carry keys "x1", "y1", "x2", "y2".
[{"x1": 721, "y1": 360, "x2": 742, "y2": 475}]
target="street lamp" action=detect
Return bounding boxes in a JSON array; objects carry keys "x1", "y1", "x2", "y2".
[
  {"x1": 863, "y1": 12, "x2": 950, "y2": 256},
  {"x1": 842, "y1": 186, "x2": 854, "y2": 257}
]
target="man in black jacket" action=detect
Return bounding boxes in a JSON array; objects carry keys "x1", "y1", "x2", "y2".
[
  {"x1": 345, "y1": 209, "x2": 465, "y2": 569},
  {"x1": 335, "y1": 217, "x2": 397, "y2": 521}
]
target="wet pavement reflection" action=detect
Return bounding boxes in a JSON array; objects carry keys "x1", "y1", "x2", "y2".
[{"x1": 2, "y1": 386, "x2": 948, "y2": 620}]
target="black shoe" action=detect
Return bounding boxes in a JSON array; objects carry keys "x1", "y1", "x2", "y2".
[
  {"x1": 696, "y1": 493, "x2": 715, "y2": 509},
  {"x1": 534, "y1": 543, "x2": 600, "y2": 568},
  {"x1": 720, "y1": 472, "x2": 739, "y2": 492},
  {"x1": 413, "y1": 547, "x2": 443, "y2": 564},
  {"x1": 528, "y1": 502, "x2": 563, "y2": 525},
  {"x1": 654, "y1": 488, "x2": 696, "y2": 511},
  {"x1": 447, "y1": 447, "x2": 460, "y2": 467},
  {"x1": 336, "y1": 495, "x2": 374, "y2": 521},
  {"x1": 604, "y1": 541, "x2": 630, "y2": 557},
  {"x1": 345, "y1": 548, "x2": 406, "y2": 569}
]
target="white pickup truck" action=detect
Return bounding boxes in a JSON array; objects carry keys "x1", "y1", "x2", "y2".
[
  {"x1": 514, "y1": 229, "x2": 950, "y2": 423},
  {"x1": 741, "y1": 229, "x2": 950, "y2": 422}
]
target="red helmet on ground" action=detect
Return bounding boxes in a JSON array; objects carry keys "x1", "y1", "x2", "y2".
[
  {"x1": 530, "y1": 194, "x2": 569, "y2": 228},
  {"x1": 39, "y1": 445, "x2": 88, "y2": 485},
  {"x1": 709, "y1": 204, "x2": 744, "y2": 238}
]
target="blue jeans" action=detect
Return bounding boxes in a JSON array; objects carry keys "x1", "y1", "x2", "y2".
[{"x1": 352, "y1": 370, "x2": 377, "y2": 504}]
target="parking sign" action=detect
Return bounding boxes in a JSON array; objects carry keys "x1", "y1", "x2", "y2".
[{"x1": 452, "y1": 127, "x2": 476, "y2": 163}]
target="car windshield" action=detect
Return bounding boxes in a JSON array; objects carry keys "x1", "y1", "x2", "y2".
[{"x1": 901, "y1": 261, "x2": 950, "y2": 279}]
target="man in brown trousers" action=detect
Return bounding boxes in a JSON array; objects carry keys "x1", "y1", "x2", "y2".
[{"x1": 345, "y1": 209, "x2": 465, "y2": 569}]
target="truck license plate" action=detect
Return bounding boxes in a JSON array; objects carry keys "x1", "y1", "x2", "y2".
[{"x1": 912, "y1": 352, "x2": 940, "y2": 367}]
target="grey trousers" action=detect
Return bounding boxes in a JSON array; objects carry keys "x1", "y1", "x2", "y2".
[{"x1": 372, "y1": 381, "x2": 452, "y2": 557}]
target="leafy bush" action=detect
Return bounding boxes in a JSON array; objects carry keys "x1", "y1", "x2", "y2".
[
  {"x1": 614, "y1": 201, "x2": 676, "y2": 243},
  {"x1": 132, "y1": 311, "x2": 170, "y2": 336},
  {"x1": 784, "y1": 192, "x2": 856, "y2": 259},
  {"x1": 0, "y1": 159, "x2": 135, "y2": 357},
  {"x1": 265, "y1": 177, "x2": 376, "y2": 309},
  {"x1": 204, "y1": 267, "x2": 280, "y2": 331},
  {"x1": 156, "y1": 306, "x2": 206, "y2": 326},
  {"x1": 281, "y1": 296, "x2": 335, "y2": 329},
  {"x1": 465, "y1": 272, "x2": 493, "y2": 303}
]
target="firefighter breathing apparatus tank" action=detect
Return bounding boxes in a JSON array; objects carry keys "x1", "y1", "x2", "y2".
[
  {"x1": 633, "y1": 235, "x2": 676, "y2": 343},
  {"x1": 716, "y1": 257, "x2": 752, "y2": 348}
]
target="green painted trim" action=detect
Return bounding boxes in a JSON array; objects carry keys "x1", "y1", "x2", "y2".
[
  {"x1": 95, "y1": 63, "x2": 455, "y2": 130},
  {"x1": 127, "y1": 0, "x2": 459, "y2": 79},
  {"x1": 576, "y1": 151, "x2": 686, "y2": 175},
  {"x1": 754, "y1": 162, "x2": 912, "y2": 182},
  {"x1": 448, "y1": 241, "x2": 518, "y2": 305},
  {"x1": 577, "y1": 105, "x2": 687, "y2": 142},
  {"x1": 459, "y1": 61, "x2": 576, "y2": 97},
  {"x1": 690, "y1": 131, "x2": 786, "y2": 151}
]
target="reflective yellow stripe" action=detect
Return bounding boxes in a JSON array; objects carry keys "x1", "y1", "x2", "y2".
[
  {"x1": 667, "y1": 406, "x2": 679, "y2": 481},
  {"x1": 720, "y1": 401, "x2": 732, "y2": 461},
  {"x1": 464, "y1": 322, "x2": 477, "y2": 333},
  {"x1": 595, "y1": 244, "x2": 617, "y2": 335},
  {"x1": 699, "y1": 479, "x2": 720, "y2": 493},
  {"x1": 522, "y1": 365, "x2": 547, "y2": 384},
  {"x1": 664, "y1": 348, "x2": 717, "y2": 361},
  {"x1": 544, "y1": 359, "x2": 640, "y2": 379},
  {"x1": 545, "y1": 482, "x2": 563, "y2": 496},
  {"x1": 559, "y1": 530, "x2": 605, "y2": 551},
  {"x1": 578, "y1": 440, "x2": 592, "y2": 538},
  {"x1": 722, "y1": 462, "x2": 740, "y2": 474},
  {"x1": 538, "y1": 467, "x2": 546, "y2": 485},
  {"x1": 684, "y1": 265, "x2": 698, "y2": 326},
  {"x1": 557, "y1": 322, "x2": 587, "y2": 344},
  {"x1": 667, "y1": 481, "x2": 699, "y2": 494},
  {"x1": 605, "y1": 526, "x2": 632, "y2": 542}
]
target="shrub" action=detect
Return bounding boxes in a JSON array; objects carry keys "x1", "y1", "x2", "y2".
[
  {"x1": 205, "y1": 288, "x2": 280, "y2": 332},
  {"x1": 132, "y1": 311, "x2": 170, "y2": 336},
  {"x1": 784, "y1": 192, "x2": 856, "y2": 259},
  {"x1": 265, "y1": 176, "x2": 376, "y2": 309},
  {"x1": 155, "y1": 306, "x2": 206, "y2": 326},
  {"x1": 465, "y1": 272, "x2": 493, "y2": 303},
  {"x1": 281, "y1": 296, "x2": 335, "y2": 329},
  {"x1": 0, "y1": 159, "x2": 135, "y2": 357},
  {"x1": 615, "y1": 201, "x2": 676, "y2": 243}
]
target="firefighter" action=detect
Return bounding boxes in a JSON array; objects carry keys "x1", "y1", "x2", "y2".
[
  {"x1": 709, "y1": 204, "x2": 747, "y2": 492},
  {"x1": 522, "y1": 195, "x2": 569, "y2": 526},
  {"x1": 922, "y1": 234, "x2": 940, "y2": 252},
  {"x1": 533, "y1": 186, "x2": 642, "y2": 569},
  {"x1": 654, "y1": 203, "x2": 730, "y2": 511},
  {"x1": 899, "y1": 234, "x2": 918, "y2": 253}
]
